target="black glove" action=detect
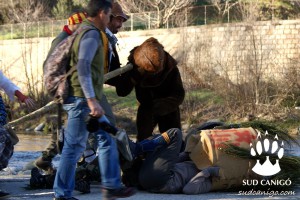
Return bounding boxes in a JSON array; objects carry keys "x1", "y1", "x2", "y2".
[
  {"x1": 85, "y1": 115, "x2": 118, "y2": 135},
  {"x1": 85, "y1": 115, "x2": 99, "y2": 133}
]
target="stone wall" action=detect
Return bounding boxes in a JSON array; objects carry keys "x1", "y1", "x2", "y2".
[
  {"x1": 0, "y1": 20, "x2": 299, "y2": 91},
  {"x1": 181, "y1": 20, "x2": 300, "y2": 85}
]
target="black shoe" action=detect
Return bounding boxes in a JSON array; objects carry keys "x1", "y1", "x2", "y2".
[
  {"x1": 30, "y1": 167, "x2": 46, "y2": 188},
  {"x1": 53, "y1": 197, "x2": 78, "y2": 200},
  {"x1": 0, "y1": 190, "x2": 9, "y2": 197},
  {"x1": 44, "y1": 171, "x2": 56, "y2": 189},
  {"x1": 102, "y1": 186, "x2": 136, "y2": 200},
  {"x1": 75, "y1": 180, "x2": 90, "y2": 194}
]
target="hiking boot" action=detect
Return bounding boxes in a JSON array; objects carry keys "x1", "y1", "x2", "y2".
[
  {"x1": 53, "y1": 197, "x2": 78, "y2": 200},
  {"x1": 102, "y1": 186, "x2": 136, "y2": 200},
  {"x1": 75, "y1": 179, "x2": 91, "y2": 194},
  {"x1": 30, "y1": 167, "x2": 47, "y2": 188},
  {"x1": 116, "y1": 130, "x2": 133, "y2": 162},
  {"x1": 35, "y1": 156, "x2": 53, "y2": 171}
]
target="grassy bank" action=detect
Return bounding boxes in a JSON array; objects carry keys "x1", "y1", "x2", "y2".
[
  {"x1": 104, "y1": 86, "x2": 300, "y2": 136},
  {"x1": 7, "y1": 86, "x2": 300, "y2": 136}
]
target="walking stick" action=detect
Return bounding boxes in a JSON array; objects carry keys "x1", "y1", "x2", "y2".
[{"x1": 5, "y1": 63, "x2": 133, "y2": 127}]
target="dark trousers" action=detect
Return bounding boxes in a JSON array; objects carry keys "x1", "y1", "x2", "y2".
[
  {"x1": 138, "y1": 128, "x2": 182, "y2": 191},
  {"x1": 136, "y1": 105, "x2": 181, "y2": 142}
]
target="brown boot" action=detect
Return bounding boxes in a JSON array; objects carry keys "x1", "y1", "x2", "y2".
[
  {"x1": 35, "y1": 156, "x2": 53, "y2": 171},
  {"x1": 102, "y1": 186, "x2": 136, "y2": 200}
]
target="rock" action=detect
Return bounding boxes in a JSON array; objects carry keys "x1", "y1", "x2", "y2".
[
  {"x1": 17, "y1": 170, "x2": 31, "y2": 176},
  {"x1": 23, "y1": 160, "x2": 36, "y2": 171},
  {"x1": 181, "y1": 123, "x2": 190, "y2": 132},
  {"x1": 1, "y1": 167, "x2": 17, "y2": 175},
  {"x1": 34, "y1": 123, "x2": 45, "y2": 132}
]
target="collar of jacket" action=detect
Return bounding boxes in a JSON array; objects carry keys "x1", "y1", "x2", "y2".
[
  {"x1": 63, "y1": 25, "x2": 73, "y2": 35},
  {"x1": 105, "y1": 28, "x2": 118, "y2": 48}
]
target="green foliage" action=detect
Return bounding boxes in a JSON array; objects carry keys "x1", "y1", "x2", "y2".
[
  {"x1": 187, "y1": 89, "x2": 223, "y2": 104},
  {"x1": 103, "y1": 87, "x2": 138, "y2": 110},
  {"x1": 52, "y1": 0, "x2": 74, "y2": 19},
  {"x1": 73, "y1": 0, "x2": 89, "y2": 7},
  {"x1": 195, "y1": 0, "x2": 211, "y2": 6},
  {"x1": 181, "y1": 88, "x2": 224, "y2": 125},
  {"x1": 0, "y1": 10, "x2": 8, "y2": 25},
  {"x1": 239, "y1": 121, "x2": 299, "y2": 145}
]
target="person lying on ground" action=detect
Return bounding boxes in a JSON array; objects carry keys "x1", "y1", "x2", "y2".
[
  {"x1": 121, "y1": 128, "x2": 220, "y2": 194},
  {"x1": 30, "y1": 127, "x2": 219, "y2": 195}
]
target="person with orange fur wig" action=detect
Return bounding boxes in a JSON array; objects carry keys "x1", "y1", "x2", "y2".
[{"x1": 117, "y1": 37, "x2": 185, "y2": 142}]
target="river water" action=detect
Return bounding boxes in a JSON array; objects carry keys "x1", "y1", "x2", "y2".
[
  {"x1": 2, "y1": 133, "x2": 60, "y2": 175},
  {"x1": 1, "y1": 133, "x2": 300, "y2": 176}
]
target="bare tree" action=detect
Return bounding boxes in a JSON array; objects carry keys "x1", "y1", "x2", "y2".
[
  {"x1": 6, "y1": 0, "x2": 50, "y2": 106},
  {"x1": 73, "y1": 0, "x2": 89, "y2": 7},
  {"x1": 236, "y1": 0, "x2": 296, "y2": 22},
  {"x1": 52, "y1": 0, "x2": 74, "y2": 19},
  {"x1": 206, "y1": 0, "x2": 239, "y2": 22},
  {"x1": 236, "y1": 0, "x2": 261, "y2": 22},
  {"x1": 116, "y1": 0, "x2": 148, "y2": 13},
  {"x1": 118, "y1": 0, "x2": 194, "y2": 28},
  {"x1": 8, "y1": 0, "x2": 50, "y2": 23}
]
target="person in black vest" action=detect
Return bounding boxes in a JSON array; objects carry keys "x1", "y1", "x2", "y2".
[
  {"x1": 31, "y1": 3, "x2": 133, "y2": 195},
  {"x1": 51, "y1": 0, "x2": 135, "y2": 199},
  {"x1": 75, "y1": 2, "x2": 131, "y2": 193},
  {"x1": 34, "y1": 11, "x2": 88, "y2": 173}
]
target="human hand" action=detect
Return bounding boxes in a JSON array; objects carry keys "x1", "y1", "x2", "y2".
[
  {"x1": 87, "y1": 98, "x2": 105, "y2": 118},
  {"x1": 22, "y1": 97, "x2": 36, "y2": 109},
  {"x1": 15, "y1": 90, "x2": 36, "y2": 109}
]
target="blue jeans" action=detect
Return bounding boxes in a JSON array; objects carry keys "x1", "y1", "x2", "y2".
[{"x1": 53, "y1": 97, "x2": 121, "y2": 198}]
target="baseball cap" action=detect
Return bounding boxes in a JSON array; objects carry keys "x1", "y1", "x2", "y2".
[{"x1": 111, "y1": 2, "x2": 129, "y2": 22}]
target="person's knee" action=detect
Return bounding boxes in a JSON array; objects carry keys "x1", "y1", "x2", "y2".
[{"x1": 166, "y1": 128, "x2": 182, "y2": 143}]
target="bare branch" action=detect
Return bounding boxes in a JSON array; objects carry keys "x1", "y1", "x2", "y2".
[
  {"x1": 8, "y1": 0, "x2": 49, "y2": 23},
  {"x1": 118, "y1": 0, "x2": 194, "y2": 27}
]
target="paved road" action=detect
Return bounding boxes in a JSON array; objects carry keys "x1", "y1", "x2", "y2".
[{"x1": 0, "y1": 176, "x2": 299, "y2": 200}]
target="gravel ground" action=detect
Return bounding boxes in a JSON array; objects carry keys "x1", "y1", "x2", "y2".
[{"x1": 0, "y1": 176, "x2": 299, "y2": 200}]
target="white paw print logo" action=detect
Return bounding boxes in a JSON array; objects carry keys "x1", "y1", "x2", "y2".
[{"x1": 250, "y1": 131, "x2": 284, "y2": 176}]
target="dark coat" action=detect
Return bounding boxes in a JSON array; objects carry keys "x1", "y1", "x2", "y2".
[
  {"x1": 119, "y1": 49, "x2": 185, "y2": 142},
  {"x1": 118, "y1": 51, "x2": 185, "y2": 117}
]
